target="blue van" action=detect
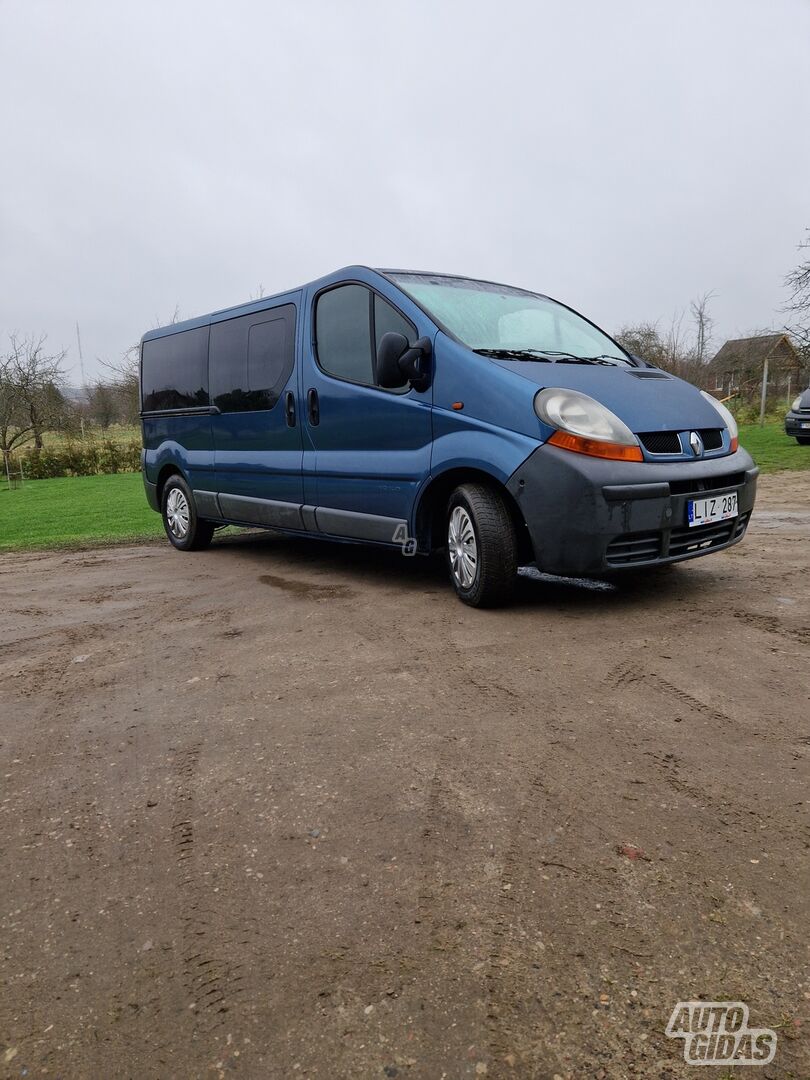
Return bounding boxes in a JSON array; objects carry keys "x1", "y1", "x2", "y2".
[{"x1": 140, "y1": 267, "x2": 757, "y2": 606}]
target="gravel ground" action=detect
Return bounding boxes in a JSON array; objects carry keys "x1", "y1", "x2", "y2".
[{"x1": 1, "y1": 471, "x2": 809, "y2": 1079}]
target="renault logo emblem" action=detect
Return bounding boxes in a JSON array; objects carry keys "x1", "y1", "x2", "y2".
[{"x1": 689, "y1": 431, "x2": 704, "y2": 457}]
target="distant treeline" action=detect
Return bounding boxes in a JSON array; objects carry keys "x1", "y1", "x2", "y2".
[
  {"x1": 19, "y1": 438, "x2": 142, "y2": 479},
  {"x1": 1, "y1": 333, "x2": 140, "y2": 478}
]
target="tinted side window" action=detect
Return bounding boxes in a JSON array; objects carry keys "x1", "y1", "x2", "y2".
[
  {"x1": 315, "y1": 285, "x2": 373, "y2": 384},
  {"x1": 209, "y1": 304, "x2": 295, "y2": 412},
  {"x1": 141, "y1": 326, "x2": 209, "y2": 411}
]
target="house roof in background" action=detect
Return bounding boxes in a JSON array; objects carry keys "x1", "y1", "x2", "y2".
[{"x1": 708, "y1": 333, "x2": 797, "y2": 369}]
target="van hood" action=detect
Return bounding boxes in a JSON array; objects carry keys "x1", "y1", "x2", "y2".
[{"x1": 492, "y1": 361, "x2": 723, "y2": 432}]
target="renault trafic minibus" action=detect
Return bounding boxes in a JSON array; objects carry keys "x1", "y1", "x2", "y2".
[{"x1": 140, "y1": 267, "x2": 757, "y2": 606}]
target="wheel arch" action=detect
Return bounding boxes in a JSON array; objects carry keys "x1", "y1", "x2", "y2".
[
  {"x1": 155, "y1": 463, "x2": 185, "y2": 506},
  {"x1": 414, "y1": 467, "x2": 534, "y2": 563}
]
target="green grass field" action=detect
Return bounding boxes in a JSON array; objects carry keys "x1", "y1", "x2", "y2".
[
  {"x1": 0, "y1": 473, "x2": 163, "y2": 551},
  {"x1": 0, "y1": 421, "x2": 807, "y2": 552},
  {"x1": 738, "y1": 421, "x2": 810, "y2": 473}
]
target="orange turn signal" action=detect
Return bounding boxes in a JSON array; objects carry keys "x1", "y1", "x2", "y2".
[
  {"x1": 548, "y1": 429, "x2": 644, "y2": 462},
  {"x1": 730, "y1": 436, "x2": 739, "y2": 452}
]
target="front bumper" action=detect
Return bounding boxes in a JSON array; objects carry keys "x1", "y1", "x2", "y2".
[
  {"x1": 507, "y1": 444, "x2": 758, "y2": 575},
  {"x1": 785, "y1": 411, "x2": 810, "y2": 437}
]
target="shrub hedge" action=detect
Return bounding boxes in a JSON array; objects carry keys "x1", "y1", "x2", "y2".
[{"x1": 17, "y1": 439, "x2": 142, "y2": 479}]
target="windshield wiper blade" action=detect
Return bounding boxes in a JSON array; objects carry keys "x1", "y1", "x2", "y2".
[
  {"x1": 474, "y1": 348, "x2": 627, "y2": 366},
  {"x1": 473, "y1": 348, "x2": 548, "y2": 361}
]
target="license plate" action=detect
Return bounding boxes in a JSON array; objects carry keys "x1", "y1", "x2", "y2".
[
  {"x1": 802, "y1": 422, "x2": 810, "y2": 429},
  {"x1": 687, "y1": 491, "x2": 738, "y2": 527}
]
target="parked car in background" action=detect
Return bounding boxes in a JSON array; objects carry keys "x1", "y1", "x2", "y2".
[
  {"x1": 140, "y1": 267, "x2": 758, "y2": 607},
  {"x1": 785, "y1": 388, "x2": 810, "y2": 444}
]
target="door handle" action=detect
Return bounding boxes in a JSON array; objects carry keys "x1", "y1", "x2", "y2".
[
  {"x1": 285, "y1": 391, "x2": 296, "y2": 427},
  {"x1": 307, "y1": 387, "x2": 320, "y2": 426}
]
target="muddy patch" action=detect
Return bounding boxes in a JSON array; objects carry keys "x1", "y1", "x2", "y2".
[{"x1": 258, "y1": 572, "x2": 352, "y2": 599}]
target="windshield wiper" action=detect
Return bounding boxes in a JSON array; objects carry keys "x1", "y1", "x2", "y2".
[
  {"x1": 473, "y1": 348, "x2": 569, "y2": 361},
  {"x1": 474, "y1": 348, "x2": 628, "y2": 366}
]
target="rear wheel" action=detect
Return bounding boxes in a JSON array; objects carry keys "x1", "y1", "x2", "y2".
[
  {"x1": 161, "y1": 474, "x2": 215, "y2": 551},
  {"x1": 445, "y1": 483, "x2": 518, "y2": 607},
  {"x1": 796, "y1": 437, "x2": 810, "y2": 445}
]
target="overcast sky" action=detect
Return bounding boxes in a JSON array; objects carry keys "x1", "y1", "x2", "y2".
[{"x1": 2, "y1": 0, "x2": 809, "y2": 383}]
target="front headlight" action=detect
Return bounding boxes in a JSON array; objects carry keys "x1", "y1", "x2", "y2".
[
  {"x1": 534, "y1": 388, "x2": 642, "y2": 462},
  {"x1": 792, "y1": 395, "x2": 802, "y2": 411},
  {"x1": 699, "y1": 390, "x2": 738, "y2": 449}
]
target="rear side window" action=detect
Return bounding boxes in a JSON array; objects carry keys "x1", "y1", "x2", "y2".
[
  {"x1": 209, "y1": 304, "x2": 296, "y2": 412},
  {"x1": 141, "y1": 326, "x2": 210, "y2": 411},
  {"x1": 315, "y1": 285, "x2": 415, "y2": 388}
]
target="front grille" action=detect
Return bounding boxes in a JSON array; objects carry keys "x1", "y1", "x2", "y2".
[
  {"x1": 638, "y1": 429, "x2": 724, "y2": 455},
  {"x1": 639, "y1": 431, "x2": 681, "y2": 454},
  {"x1": 605, "y1": 511, "x2": 750, "y2": 568},
  {"x1": 668, "y1": 518, "x2": 736, "y2": 557},
  {"x1": 697, "y1": 428, "x2": 723, "y2": 450},
  {"x1": 606, "y1": 531, "x2": 661, "y2": 566},
  {"x1": 669, "y1": 471, "x2": 745, "y2": 496},
  {"x1": 733, "y1": 513, "x2": 750, "y2": 538}
]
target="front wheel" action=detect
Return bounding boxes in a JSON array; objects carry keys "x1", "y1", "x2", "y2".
[
  {"x1": 161, "y1": 475, "x2": 215, "y2": 551},
  {"x1": 445, "y1": 484, "x2": 518, "y2": 608},
  {"x1": 796, "y1": 436, "x2": 810, "y2": 445}
]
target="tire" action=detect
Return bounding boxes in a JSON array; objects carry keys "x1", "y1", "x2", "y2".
[
  {"x1": 161, "y1": 474, "x2": 215, "y2": 551},
  {"x1": 445, "y1": 483, "x2": 518, "y2": 608},
  {"x1": 796, "y1": 437, "x2": 810, "y2": 446}
]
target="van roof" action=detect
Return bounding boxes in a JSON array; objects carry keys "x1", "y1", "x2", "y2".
[
  {"x1": 140, "y1": 266, "x2": 543, "y2": 343},
  {"x1": 142, "y1": 264, "x2": 378, "y2": 342}
]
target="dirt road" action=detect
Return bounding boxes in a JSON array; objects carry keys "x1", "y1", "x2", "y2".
[{"x1": 2, "y1": 473, "x2": 809, "y2": 1079}]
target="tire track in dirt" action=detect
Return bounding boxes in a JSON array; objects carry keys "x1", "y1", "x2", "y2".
[
  {"x1": 2, "y1": 623, "x2": 107, "y2": 700},
  {"x1": 605, "y1": 661, "x2": 734, "y2": 727},
  {"x1": 603, "y1": 661, "x2": 810, "y2": 851},
  {"x1": 416, "y1": 641, "x2": 587, "y2": 1075},
  {"x1": 170, "y1": 743, "x2": 250, "y2": 1035},
  {"x1": 481, "y1": 770, "x2": 565, "y2": 1076},
  {"x1": 727, "y1": 606, "x2": 810, "y2": 645}
]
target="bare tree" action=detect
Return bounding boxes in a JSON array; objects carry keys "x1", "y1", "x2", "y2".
[
  {"x1": 690, "y1": 290, "x2": 716, "y2": 365},
  {"x1": 617, "y1": 290, "x2": 716, "y2": 383},
  {"x1": 86, "y1": 380, "x2": 120, "y2": 429},
  {"x1": 784, "y1": 230, "x2": 810, "y2": 378},
  {"x1": 662, "y1": 309, "x2": 689, "y2": 373},
  {"x1": 784, "y1": 229, "x2": 810, "y2": 316},
  {"x1": 616, "y1": 313, "x2": 698, "y2": 379},
  {"x1": 99, "y1": 344, "x2": 140, "y2": 425},
  {"x1": 0, "y1": 334, "x2": 70, "y2": 460},
  {"x1": 614, "y1": 321, "x2": 667, "y2": 366}
]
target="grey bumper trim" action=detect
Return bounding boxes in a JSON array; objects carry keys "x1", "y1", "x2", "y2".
[
  {"x1": 193, "y1": 489, "x2": 222, "y2": 519},
  {"x1": 314, "y1": 506, "x2": 406, "y2": 544},
  {"x1": 217, "y1": 493, "x2": 304, "y2": 530}
]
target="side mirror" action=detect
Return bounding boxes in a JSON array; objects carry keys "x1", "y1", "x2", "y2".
[{"x1": 376, "y1": 332, "x2": 432, "y2": 391}]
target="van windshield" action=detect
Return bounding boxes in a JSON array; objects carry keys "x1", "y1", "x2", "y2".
[{"x1": 389, "y1": 273, "x2": 631, "y2": 366}]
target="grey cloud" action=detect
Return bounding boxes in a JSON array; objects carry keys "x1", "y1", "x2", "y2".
[{"x1": 1, "y1": 0, "x2": 808, "y2": 381}]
